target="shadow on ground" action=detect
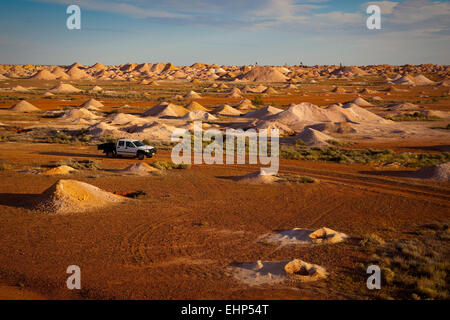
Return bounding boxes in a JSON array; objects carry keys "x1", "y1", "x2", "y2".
[
  {"x1": 400, "y1": 145, "x2": 450, "y2": 152},
  {"x1": 37, "y1": 152, "x2": 105, "y2": 159},
  {"x1": 359, "y1": 170, "x2": 415, "y2": 178},
  {"x1": 0, "y1": 193, "x2": 39, "y2": 209}
]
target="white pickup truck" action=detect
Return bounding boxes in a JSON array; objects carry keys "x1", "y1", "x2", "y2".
[{"x1": 97, "y1": 139, "x2": 157, "y2": 160}]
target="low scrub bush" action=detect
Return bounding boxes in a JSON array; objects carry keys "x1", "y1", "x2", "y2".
[
  {"x1": 0, "y1": 161, "x2": 13, "y2": 170},
  {"x1": 56, "y1": 159, "x2": 100, "y2": 170},
  {"x1": 251, "y1": 96, "x2": 264, "y2": 106},
  {"x1": 151, "y1": 161, "x2": 190, "y2": 170},
  {"x1": 361, "y1": 222, "x2": 450, "y2": 300},
  {"x1": 280, "y1": 145, "x2": 450, "y2": 168},
  {"x1": 385, "y1": 112, "x2": 441, "y2": 121}
]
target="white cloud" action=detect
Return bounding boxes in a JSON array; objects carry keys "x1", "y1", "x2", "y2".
[
  {"x1": 32, "y1": 0, "x2": 189, "y2": 19},
  {"x1": 362, "y1": 0, "x2": 450, "y2": 36},
  {"x1": 314, "y1": 11, "x2": 362, "y2": 24},
  {"x1": 364, "y1": 1, "x2": 398, "y2": 14},
  {"x1": 31, "y1": 0, "x2": 450, "y2": 37},
  {"x1": 389, "y1": 0, "x2": 450, "y2": 24}
]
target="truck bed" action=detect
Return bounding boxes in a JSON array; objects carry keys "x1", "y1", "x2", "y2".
[{"x1": 97, "y1": 142, "x2": 115, "y2": 153}]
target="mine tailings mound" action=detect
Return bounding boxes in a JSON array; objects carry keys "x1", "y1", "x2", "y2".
[
  {"x1": 37, "y1": 179, "x2": 125, "y2": 214},
  {"x1": 240, "y1": 66, "x2": 288, "y2": 82}
]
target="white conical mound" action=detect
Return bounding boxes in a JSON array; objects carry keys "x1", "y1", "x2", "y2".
[{"x1": 38, "y1": 179, "x2": 125, "y2": 214}]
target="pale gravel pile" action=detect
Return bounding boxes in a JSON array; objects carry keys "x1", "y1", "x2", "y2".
[
  {"x1": 38, "y1": 179, "x2": 125, "y2": 214},
  {"x1": 409, "y1": 162, "x2": 450, "y2": 182}
]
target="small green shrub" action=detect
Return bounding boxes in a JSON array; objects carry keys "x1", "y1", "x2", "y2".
[
  {"x1": 280, "y1": 145, "x2": 450, "y2": 168},
  {"x1": 382, "y1": 267, "x2": 395, "y2": 285},
  {"x1": 56, "y1": 159, "x2": 100, "y2": 170},
  {"x1": 98, "y1": 135, "x2": 117, "y2": 143},
  {"x1": 278, "y1": 173, "x2": 318, "y2": 184},
  {"x1": 151, "y1": 161, "x2": 190, "y2": 170},
  {"x1": 44, "y1": 131, "x2": 94, "y2": 145},
  {"x1": 360, "y1": 233, "x2": 385, "y2": 247},
  {"x1": 0, "y1": 162, "x2": 13, "y2": 170},
  {"x1": 385, "y1": 112, "x2": 441, "y2": 121},
  {"x1": 79, "y1": 134, "x2": 93, "y2": 143},
  {"x1": 251, "y1": 95, "x2": 264, "y2": 106},
  {"x1": 260, "y1": 241, "x2": 277, "y2": 246},
  {"x1": 362, "y1": 222, "x2": 450, "y2": 300}
]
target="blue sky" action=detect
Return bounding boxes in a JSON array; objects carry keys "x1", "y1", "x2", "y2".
[{"x1": 0, "y1": 0, "x2": 449, "y2": 66}]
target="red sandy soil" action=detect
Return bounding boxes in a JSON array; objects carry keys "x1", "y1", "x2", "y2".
[{"x1": 0, "y1": 142, "x2": 448, "y2": 299}]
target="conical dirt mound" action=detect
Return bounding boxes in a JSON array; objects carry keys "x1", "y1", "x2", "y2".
[
  {"x1": 80, "y1": 98, "x2": 104, "y2": 108},
  {"x1": 38, "y1": 179, "x2": 125, "y2": 214},
  {"x1": 41, "y1": 165, "x2": 76, "y2": 176},
  {"x1": 236, "y1": 171, "x2": 283, "y2": 184},
  {"x1": 50, "y1": 83, "x2": 82, "y2": 93},
  {"x1": 211, "y1": 105, "x2": 242, "y2": 116},
  {"x1": 184, "y1": 90, "x2": 202, "y2": 99},
  {"x1": 182, "y1": 110, "x2": 217, "y2": 121},
  {"x1": 143, "y1": 102, "x2": 188, "y2": 118},
  {"x1": 350, "y1": 97, "x2": 373, "y2": 107},
  {"x1": 30, "y1": 69, "x2": 57, "y2": 80},
  {"x1": 121, "y1": 163, "x2": 160, "y2": 176},
  {"x1": 185, "y1": 101, "x2": 207, "y2": 111},
  {"x1": 409, "y1": 162, "x2": 450, "y2": 182},
  {"x1": 240, "y1": 66, "x2": 287, "y2": 82},
  {"x1": 414, "y1": 74, "x2": 435, "y2": 85},
  {"x1": 243, "y1": 106, "x2": 283, "y2": 119},
  {"x1": 9, "y1": 100, "x2": 41, "y2": 112},
  {"x1": 295, "y1": 128, "x2": 334, "y2": 147}
]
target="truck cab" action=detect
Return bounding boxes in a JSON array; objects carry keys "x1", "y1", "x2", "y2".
[{"x1": 116, "y1": 139, "x2": 156, "y2": 160}]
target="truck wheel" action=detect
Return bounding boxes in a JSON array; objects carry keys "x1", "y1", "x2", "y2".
[
  {"x1": 106, "y1": 151, "x2": 114, "y2": 158},
  {"x1": 137, "y1": 153, "x2": 145, "y2": 160}
]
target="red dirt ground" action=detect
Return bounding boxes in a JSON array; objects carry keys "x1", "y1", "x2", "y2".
[{"x1": 0, "y1": 142, "x2": 448, "y2": 299}]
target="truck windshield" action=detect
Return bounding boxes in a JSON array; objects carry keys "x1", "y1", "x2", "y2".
[{"x1": 134, "y1": 141, "x2": 145, "y2": 147}]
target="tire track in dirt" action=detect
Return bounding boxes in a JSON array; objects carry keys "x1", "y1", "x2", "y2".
[
  {"x1": 121, "y1": 185, "x2": 260, "y2": 269},
  {"x1": 278, "y1": 164, "x2": 450, "y2": 201},
  {"x1": 307, "y1": 200, "x2": 349, "y2": 227},
  {"x1": 208, "y1": 164, "x2": 450, "y2": 206},
  {"x1": 290, "y1": 172, "x2": 450, "y2": 206},
  {"x1": 121, "y1": 212, "x2": 248, "y2": 268},
  {"x1": 121, "y1": 223, "x2": 153, "y2": 266},
  {"x1": 121, "y1": 210, "x2": 193, "y2": 267}
]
